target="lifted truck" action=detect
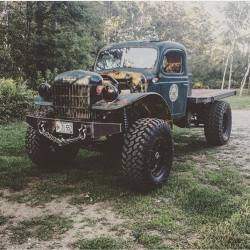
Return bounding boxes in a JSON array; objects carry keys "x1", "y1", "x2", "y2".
[{"x1": 26, "y1": 40, "x2": 236, "y2": 190}]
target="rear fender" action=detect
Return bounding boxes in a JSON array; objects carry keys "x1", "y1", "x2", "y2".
[{"x1": 92, "y1": 92, "x2": 172, "y2": 124}]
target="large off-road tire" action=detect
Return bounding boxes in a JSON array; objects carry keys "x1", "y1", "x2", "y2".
[
  {"x1": 25, "y1": 126, "x2": 79, "y2": 167},
  {"x1": 204, "y1": 101, "x2": 232, "y2": 146},
  {"x1": 122, "y1": 118, "x2": 173, "y2": 190}
]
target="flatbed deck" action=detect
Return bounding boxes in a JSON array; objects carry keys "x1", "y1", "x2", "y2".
[{"x1": 188, "y1": 89, "x2": 236, "y2": 104}]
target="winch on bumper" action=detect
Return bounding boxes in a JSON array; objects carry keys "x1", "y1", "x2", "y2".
[{"x1": 26, "y1": 115, "x2": 122, "y2": 147}]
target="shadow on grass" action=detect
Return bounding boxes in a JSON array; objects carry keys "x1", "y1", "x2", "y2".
[
  {"x1": 1, "y1": 149, "x2": 130, "y2": 205},
  {"x1": 0, "y1": 125, "x2": 221, "y2": 205},
  {"x1": 173, "y1": 128, "x2": 221, "y2": 162}
]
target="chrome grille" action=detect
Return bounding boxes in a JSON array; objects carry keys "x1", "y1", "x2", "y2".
[{"x1": 52, "y1": 83, "x2": 90, "y2": 119}]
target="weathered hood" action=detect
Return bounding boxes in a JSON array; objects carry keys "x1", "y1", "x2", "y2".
[{"x1": 54, "y1": 70, "x2": 102, "y2": 85}]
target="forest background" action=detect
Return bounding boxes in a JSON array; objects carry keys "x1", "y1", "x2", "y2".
[{"x1": 1, "y1": 1, "x2": 250, "y2": 122}]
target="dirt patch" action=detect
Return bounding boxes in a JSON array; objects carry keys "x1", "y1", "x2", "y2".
[{"x1": 0, "y1": 195, "x2": 131, "y2": 249}]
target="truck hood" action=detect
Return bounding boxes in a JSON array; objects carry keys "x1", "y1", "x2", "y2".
[{"x1": 54, "y1": 70, "x2": 102, "y2": 85}]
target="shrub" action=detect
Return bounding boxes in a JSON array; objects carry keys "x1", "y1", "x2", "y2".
[
  {"x1": 0, "y1": 78, "x2": 33, "y2": 123},
  {"x1": 26, "y1": 69, "x2": 58, "y2": 90},
  {"x1": 193, "y1": 81, "x2": 208, "y2": 89}
]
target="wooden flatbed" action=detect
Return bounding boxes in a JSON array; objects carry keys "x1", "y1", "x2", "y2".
[{"x1": 188, "y1": 89, "x2": 236, "y2": 104}]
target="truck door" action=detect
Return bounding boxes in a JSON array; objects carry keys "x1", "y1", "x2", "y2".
[{"x1": 158, "y1": 49, "x2": 189, "y2": 119}]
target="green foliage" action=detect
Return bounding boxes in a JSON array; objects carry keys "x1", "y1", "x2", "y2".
[
  {"x1": 0, "y1": 2, "x2": 104, "y2": 88},
  {"x1": 27, "y1": 69, "x2": 58, "y2": 90},
  {"x1": 0, "y1": 78, "x2": 33, "y2": 123},
  {"x1": 193, "y1": 81, "x2": 205, "y2": 89},
  {"x1": 1, "y1": 1, "x2": 249, "y2": 90}
]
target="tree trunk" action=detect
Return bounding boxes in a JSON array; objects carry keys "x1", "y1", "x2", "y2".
[
  {"x1": 222, "y1": 39, "x2": 236, "y2": 89},
  {"x1": 248, "y1": 76, "x2": 250, "y2": 95},
  {"x1": 24, "y1": 2, "x2": 33, "y2": 78},
  {"x1": 239, "y1": 57, "x2": 250, "y2": 96},
  {"x1": 228, "y1": 54, "x2": 234, "y2": 89},
  {"x1": 221, "y1": 49, "x2": 230, "y2": 89},
  {"x1": 3, "y1": 1, "x2": 9, "y2": 47}
]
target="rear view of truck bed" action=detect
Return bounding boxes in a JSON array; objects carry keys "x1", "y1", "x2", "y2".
[{"x1": 188, "y1": 89, "x2": 236, "y2": 104}]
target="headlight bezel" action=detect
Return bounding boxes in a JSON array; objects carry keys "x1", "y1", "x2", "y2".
[
  {"x1": 96, "y1": 83, "x2": 119, "y2": 102},
  {"x1": 38, "y1": 82, "x2": 52, "y2": 100}
]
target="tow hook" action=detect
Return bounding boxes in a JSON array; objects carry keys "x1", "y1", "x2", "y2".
[
  {"x1": 78, "y1": 125, "x2": 87, "y2": 140},
  {"x1": 38, "y1": 121, "x2": 46, "y2": 134}
]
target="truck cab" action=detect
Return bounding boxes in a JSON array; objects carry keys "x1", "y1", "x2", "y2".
[{"x1": 94, "y1": 40, "x2": 190, "y2": 119}]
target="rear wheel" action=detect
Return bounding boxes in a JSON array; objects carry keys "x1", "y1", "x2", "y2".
[
  {"x1": 122, "y1": 118, "x2": 173, "y2": 190},
  {"x1": 26, "y1": 126, "x2": 79, "y2": 167},
  {"x1": 204, "y1": 101, "x2": 232, "y2": 146}
]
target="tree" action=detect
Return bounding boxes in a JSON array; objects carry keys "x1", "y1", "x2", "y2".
[
  {"x1": 0, "y1": 1, "x2": 104, "y2": 88},
  {"x1": 222, "y1": 2, "x2": 250, "y2": 90}
]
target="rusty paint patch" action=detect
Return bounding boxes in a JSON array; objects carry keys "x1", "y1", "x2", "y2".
[{"x1": 105, "y1": 71, "x2": 148, "y2": 93}]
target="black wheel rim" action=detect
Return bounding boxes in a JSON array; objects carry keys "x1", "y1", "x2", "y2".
[{"x1": 150, "y1": 138, "x2": 167, "y2": 178}]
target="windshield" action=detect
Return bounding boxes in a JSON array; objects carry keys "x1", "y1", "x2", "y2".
[{"x1": 95, "y1": 47, "x2": 158, "y2": 71}]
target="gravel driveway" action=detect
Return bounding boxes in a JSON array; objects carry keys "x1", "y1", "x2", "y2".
[{"x1": 216, "y1": 110, "x2": 250, "y2": 173}]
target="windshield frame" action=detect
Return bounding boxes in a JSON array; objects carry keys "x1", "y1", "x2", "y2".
[{"x1": 94, "y1": 46, "x2": 160, "y2": 72}]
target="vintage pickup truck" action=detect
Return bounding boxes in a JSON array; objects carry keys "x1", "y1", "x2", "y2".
[{"x1": 26, "y1": 40, "x2": 236, "y2": 190}]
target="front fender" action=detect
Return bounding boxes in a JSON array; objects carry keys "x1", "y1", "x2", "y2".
[{"x1": 92, "y1": 92, "x2": 172, "y2": 122}]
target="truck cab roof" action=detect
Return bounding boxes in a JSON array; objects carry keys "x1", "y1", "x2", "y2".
[{"x1": 101, "y1": 40, "x2": 187, "y2": 54}]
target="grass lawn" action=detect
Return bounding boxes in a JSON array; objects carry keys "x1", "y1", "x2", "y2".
[
  {"x1": 226, "y1": 95, "x2": 250, "y2": 109},
  {"x1": 0, "y1": 121, "x2": 249, "y2": 249}
]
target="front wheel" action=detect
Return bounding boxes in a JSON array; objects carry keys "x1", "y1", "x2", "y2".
[
  {"x1": 204, "y1": 101, "x2": 232, "y2": 146},
  {"x1": 122, "y1": 118, "x2": 173, "y2": 190},
  {"x1": 25, "y1": 126, "x2": 79, "y2": 167}
]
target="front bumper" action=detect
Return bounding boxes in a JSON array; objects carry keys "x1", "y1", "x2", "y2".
[{"x1": 26, "y1": 115, "x2": 122, "y2": 146}]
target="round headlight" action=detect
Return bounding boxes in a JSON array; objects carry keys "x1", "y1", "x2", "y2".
[
  {"x1": 38, "y1": 82, "x2": 51, "y2": 99},
  {"x1": 102, "y1": 84, "x2": 119, "y2": 102},
  {"x1": 152, "y1": 77, "x2": 159, "y2": 84}
]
